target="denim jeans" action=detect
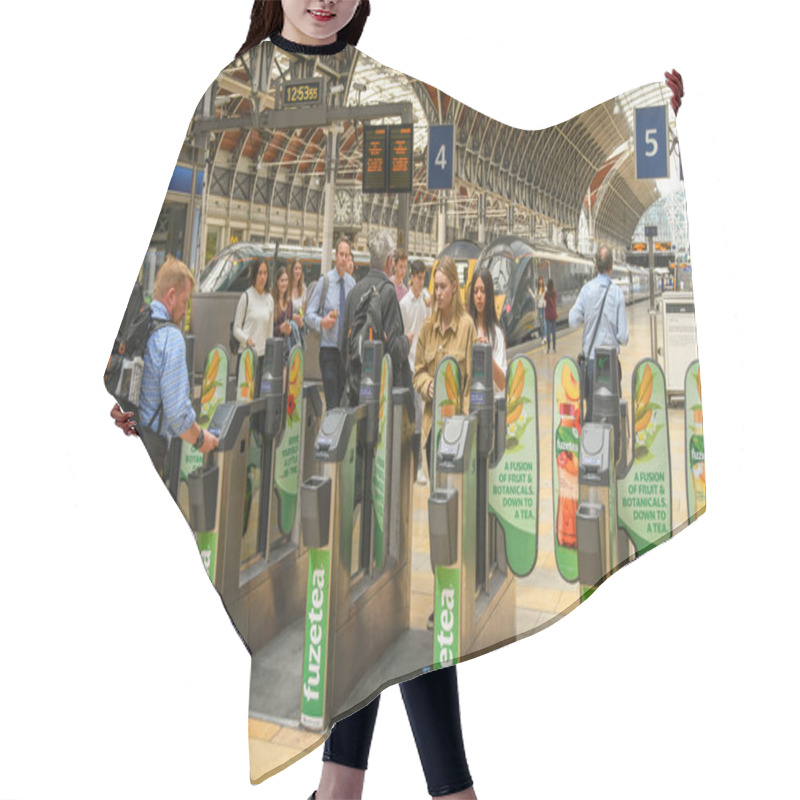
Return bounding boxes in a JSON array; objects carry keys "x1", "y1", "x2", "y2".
[{"x1": 546, "y1": 318, "x2": 557, "y2": 350}]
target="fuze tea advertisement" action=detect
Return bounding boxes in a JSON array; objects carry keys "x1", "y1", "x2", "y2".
[
  {"x1": 300, "y1": 547, "x2": 331, "y2": 731},
  {"x1": 274, "y1": 347, "x2": 304, "y2": 534},
  {"x1": 618, "y1": 360, "x2": 672, "y2": 555},
  {"x1": 371, "y1": 356, "x2": 391, "y2": 570},
  {"x1": 180, "y1": 345, "x2": 228, "y2": 520},
  {"x1": 434, "y1": 566, "x2": 460, "y2": 668},
  {"x1": 238, "y1": 348, "x2": 262, "y2": 553},
  {"x1": 552, "y1": 358, "x2": 582, "y2": 582},
  {"x1": 684, "y1": 360, "x2": 705, "y2": 521},
  {"x1": 432, "y1": 357, "x2": 462, "y2": 490},
  {"x1": 489, "y1": 357, "x2": 539, "y2": 576},
  {"x1": 190, "y1": 346, "x2": 229, "y2": 580}
]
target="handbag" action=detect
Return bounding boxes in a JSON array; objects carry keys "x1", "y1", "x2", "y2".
[
  {"x1": 577, "y1": 281, "x2": 611, "y2": 404},
  {"x1": 229, "y1": 290, "x2": 249, "y2": 356}
]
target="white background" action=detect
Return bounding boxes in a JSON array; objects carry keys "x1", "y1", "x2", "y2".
[{"x1": 1, "y1": 1, "x2": 795, "y2": 798}]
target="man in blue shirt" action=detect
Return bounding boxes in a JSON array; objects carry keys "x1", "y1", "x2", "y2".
[
  {"x1": 306, "y1": 239, "x2": 356, "y2": 409},
  {"x1": 137, "y1": 256, "x2": 219, "y2": 473},
  {"x1": 568, "y1": 246, "x2": 629, "y2": 420}
]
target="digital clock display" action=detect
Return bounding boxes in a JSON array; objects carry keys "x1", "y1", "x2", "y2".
[{"x1": 283, "y1": 80, "x2": 322, "y2": 107}]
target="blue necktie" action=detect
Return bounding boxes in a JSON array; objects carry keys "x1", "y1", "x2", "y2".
[{"x1": 337, "y1": 277, "x2": 345, "y2": 340}]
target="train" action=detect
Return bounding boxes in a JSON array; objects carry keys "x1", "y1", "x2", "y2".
[
  {"x1": 428, "y1": 240, "x2": 482, "y2": 303},
  {"x1": 197, "y1": 242, "x2": 373, "y2": 293},
  {"x1": 186, "y1": 236, "x2": 657, "y2": 375},
  {"x1": 466, "y1": 236, "x2": 657, "y2": 346}
]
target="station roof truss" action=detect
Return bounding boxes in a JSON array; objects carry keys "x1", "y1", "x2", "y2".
[{"x1": 187, "y1": 43, "x2": 676, "y2": 254}]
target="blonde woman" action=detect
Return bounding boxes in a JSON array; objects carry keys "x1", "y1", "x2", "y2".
[{"x1": 413, "y1": 255, "x2": 477, "y2": 475}]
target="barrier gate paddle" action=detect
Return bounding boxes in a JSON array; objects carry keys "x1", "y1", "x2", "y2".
[
  {"x1": 552, "y1": 357, "x2": 582, "y2": 583},
  {"x1": 489, "y1": 356, "x2": 539, "y2": 577}
]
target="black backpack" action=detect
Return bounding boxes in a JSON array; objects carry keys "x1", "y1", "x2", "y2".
[
  {"x1": 344, "y1": 283, "x2": 387, "y2": 407},
  {"x1": 104, "y1": 282, "x2": 175, "y2": 422}
]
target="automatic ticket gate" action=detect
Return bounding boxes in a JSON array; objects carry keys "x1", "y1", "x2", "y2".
[
  {"x1": 188, "y1": 338, "x2": 325, "y2": 652},
  {"x1": 576, "y1": 347, "x2": 633, "y2": 599},
  {"x1": 247, "y1": 341, "x2": 416, "y2": 730},
  {"x1": 428, "y1": 344, "x2": 516, "y2": 666}
]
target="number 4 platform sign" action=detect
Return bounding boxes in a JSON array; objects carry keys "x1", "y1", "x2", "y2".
[
  {"x1": 635, "y1": 106, "x2": 669, "y2": 180},
  {"x1": 428, "y1": 125, "x2": 454, "y2": 190}
]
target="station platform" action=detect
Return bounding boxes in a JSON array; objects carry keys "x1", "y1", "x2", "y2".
[{"x1": 248, "y1": 299, "x2": 692, "y2": 780}]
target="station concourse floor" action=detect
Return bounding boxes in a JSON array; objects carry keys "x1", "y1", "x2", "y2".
[{"x1": 248, "y1": 300, "x2": 693, "y2": 780}]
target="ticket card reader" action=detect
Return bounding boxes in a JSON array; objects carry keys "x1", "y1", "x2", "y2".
[{"x1": 591, "y1": 346, "x2": 628, "y2": 471}]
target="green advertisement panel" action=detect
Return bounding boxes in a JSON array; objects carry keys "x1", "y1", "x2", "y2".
[
  {"x1": 431, "y1": 357, "x2": 462, "y2": 489},
  {"x1": 300, "y1": 547, "x2": 332, "y2": 731},
  {"x1": 195, "y1": 531, "x2": 218, "y2": 583},
  {"x1": 489, "y1": 357, "x2": 539, "y2": 576},
  {"x1": 237, "y1": 347, "x2": 256, "y2": 402},
  {"x1": 684, "y1": 360, "x2": 705, "y2": 522},
  {"x1": 552, "y1": 357, "x2": 582, "y2": 582},
  {"x1": 434, "y1": 566, "x2": 460, "y2": 669},
  {"x1": 237, "y1": 348, "x2": 261, "y2": 550},
  {"x1": 371, "y1": 355, "x2": 392, "y2": 571},
  {"x1": 617, "y1": 359, "x2": 672, "y2": 555},
  {"x1": 178, "y1": 345, "x2": 229, "y2": 520},
  {"x1": 274, "y1": 346, "x2": 304, "y2": 535}
]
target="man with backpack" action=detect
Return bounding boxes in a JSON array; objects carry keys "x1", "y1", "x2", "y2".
[
  {"x1": 340, "y1": 230, "x2": 412, "y2": 408},
  {"x1": 111, "y1": 256, "x2": 218, "y2": 475}
]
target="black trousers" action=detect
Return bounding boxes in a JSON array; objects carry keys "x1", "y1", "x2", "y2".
[
  {"x1": 319, "y1": 346, "x2": 344, "y2": 410},
  {"x1": 322, "y1": 666, "x2": 473, "y2": 797}
]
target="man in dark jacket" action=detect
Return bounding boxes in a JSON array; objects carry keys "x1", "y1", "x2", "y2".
[{"x1": 339, "y1": 229, "x2": 411, "y2": 405}]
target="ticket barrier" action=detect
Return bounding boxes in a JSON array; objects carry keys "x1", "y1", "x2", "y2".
[
  {"x1": 247, "y1": 342, "x2": 415, "y2": 730},
  {"x1": 427, "y1": 344, "x2": 516, "y2": 666},
  {"x1": 186, "y1": 339, "x2": 322, "y2": 653},
  {"x1": 234, "y1": 340, "x2": 324, "y2": 650},
  {"x1": 576, "y1": 347, "x2": 633, "y2": 599},
  {"x1": 187, "y1": 393, "x2": 266, "y2": 609},
  {"x1": 297, "y1": 340, "x2": 417, "y2": 731}
]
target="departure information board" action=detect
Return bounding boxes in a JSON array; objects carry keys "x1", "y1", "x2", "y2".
[
  {"x1": 388, "y1": 126, "x2": 413, "y2": 193},
  {"x1": 362, "y1": 124, "x2": 414, "y2": 194},
  {"x1": 363, "y1": 125, "x2": 388, "y2": 193}
]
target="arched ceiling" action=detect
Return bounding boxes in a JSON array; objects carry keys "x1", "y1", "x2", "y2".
[{"x1": 189, "y1": 42, "x2": 676, "y2": 252}]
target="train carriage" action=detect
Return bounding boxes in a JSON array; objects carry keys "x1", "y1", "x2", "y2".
[
  {"x1": 428, "y1": 240, "x2": 482, "y2": 303},
  {"x1": 475, "y1": 236, "x2": 595, "y2": 346}
]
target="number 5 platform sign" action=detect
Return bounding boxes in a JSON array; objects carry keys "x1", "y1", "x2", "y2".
[
  {"x1": 428, "y1": 125, "x2": 454, "y2": 190},
  {"x1": 635, "y1": 106, "x2": 668, "y2": 180}
]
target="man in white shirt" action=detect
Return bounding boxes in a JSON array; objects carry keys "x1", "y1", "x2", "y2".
[{"x1": 400, "y1": 259, "x2": 432, "y2": 484}]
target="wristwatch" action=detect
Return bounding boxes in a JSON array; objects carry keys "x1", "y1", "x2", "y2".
[{"x1": 194, "y1": 428, "x2": 205, "y2": 450}]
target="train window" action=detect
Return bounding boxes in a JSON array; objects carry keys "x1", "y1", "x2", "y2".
[
  {"x1": 227, "y1": 260, "x2": 253, "y2": 293},
  {"x1": 455, "y1": 259, "x2": 470, "y2": 288},
  {"x1": 487, "y1": 255, "x2": 513, "y2": 295}
]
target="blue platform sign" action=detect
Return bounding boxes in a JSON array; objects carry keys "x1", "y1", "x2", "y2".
[
  {"x1": 428, "y1": 125, "x2": 454, "y2": 190},
  {"x1": 635, "y1": 106, "x2": 669, "y2": 180}
]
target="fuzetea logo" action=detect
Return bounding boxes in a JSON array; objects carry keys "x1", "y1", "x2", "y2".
[
  {"x1": 301, "y1": 552, "x2": 331, "y2": 730},
  {"x1": 436, "y1": 587, "x2": 456, "y2": 666},
  {"x1": 303, "y1": 566, "x2": 326, "y2": 703},
  {"x1": 434, "y1": 567, "x2": 460, "y2": 668}
]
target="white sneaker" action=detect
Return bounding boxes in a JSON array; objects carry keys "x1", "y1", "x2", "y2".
[{"x1": 416, "y1": 468, "x2": 428, "y2": 486}]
